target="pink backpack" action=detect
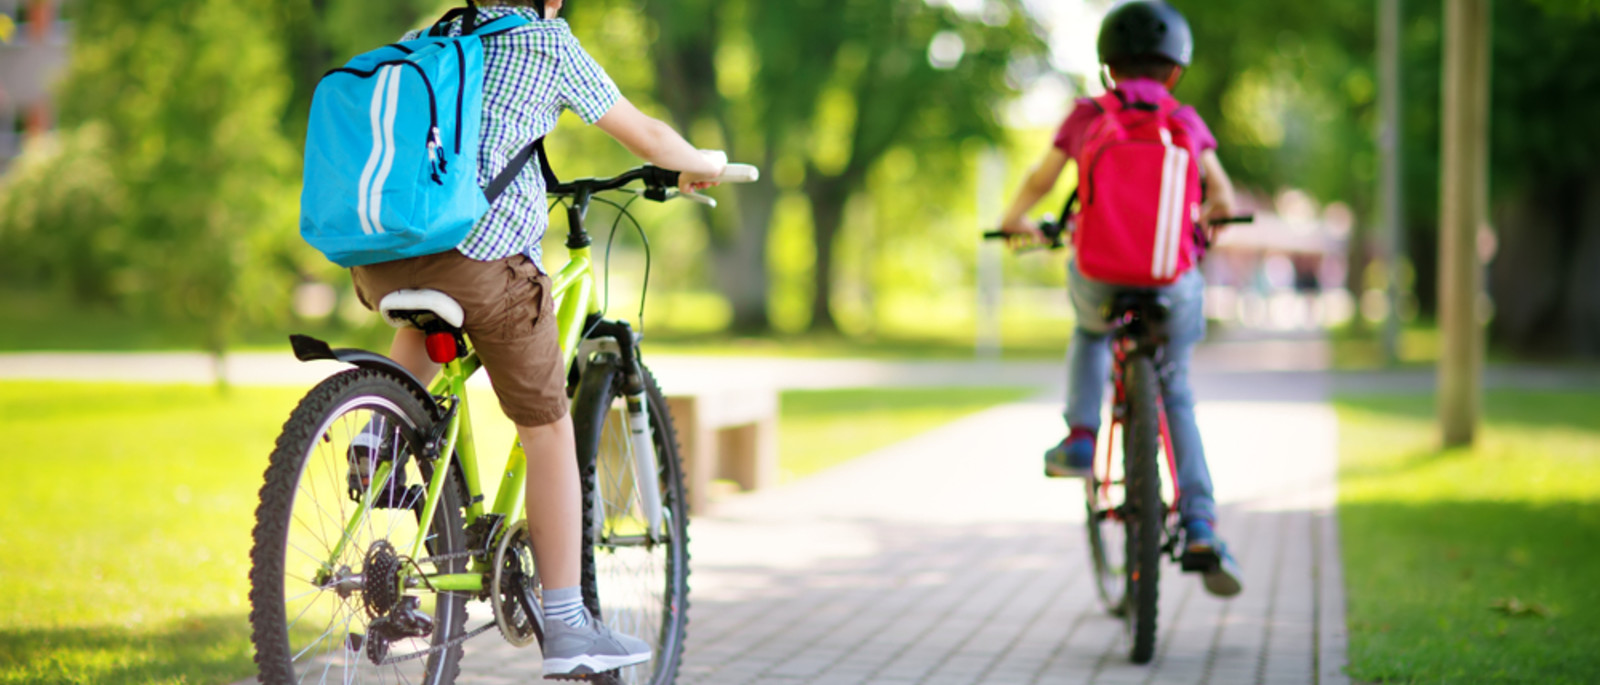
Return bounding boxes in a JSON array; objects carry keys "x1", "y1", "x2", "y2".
[{"x1": 1071, "y1": 92, "x2": 1203, "y2": 287}]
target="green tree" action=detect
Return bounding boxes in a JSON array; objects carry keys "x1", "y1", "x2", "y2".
[
  {"x1": 637, "y1": 0, "x2": 1046, "y2": 333},
  {"x1": 54, "y1": 0, "x2": 299, "y2": 362}
]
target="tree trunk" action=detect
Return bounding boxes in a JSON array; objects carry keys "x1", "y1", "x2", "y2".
[
  {"x1": 712, "y1": 175, "x2": 779, "y2": 332},
  {"x1": 1566, "y1": 176, "x2": 1600, "y2": 357},
  {"x1": 642, "y1": 2, "x2": 780, "y2": 331},
  {"x1": 1488, "y1": 182, "x2": 1569, "y2": 355},
  {"x1": 805, "y1": 176, "x2": 850, "y2": 334}
]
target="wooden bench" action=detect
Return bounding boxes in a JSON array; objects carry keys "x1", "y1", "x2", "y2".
[{"x1": 666, "y1": 387, "x2": 779, "y2": 513}]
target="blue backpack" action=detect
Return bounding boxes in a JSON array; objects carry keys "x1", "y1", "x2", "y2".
[{"x1": 299, "y1": 8, "x2": 551, "y2": 268}]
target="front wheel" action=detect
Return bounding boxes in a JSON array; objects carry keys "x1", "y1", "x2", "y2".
[
  {"x1": 1085, "y1": 466, "x2": 1129, "y2": 616},
  {"x1": 1122, "y1": 356, "x2": 1165, "y2": 664},
  {"x1": 250, "y1": 368, "x2": 469, "y2": 685},
  {"x1": 571, "y1": 359, "x2": 690, "y2": 685}
]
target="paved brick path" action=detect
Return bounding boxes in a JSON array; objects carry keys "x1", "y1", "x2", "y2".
[{"x1": 458, "y1": 370, "x2": 1349, "y2": 685}]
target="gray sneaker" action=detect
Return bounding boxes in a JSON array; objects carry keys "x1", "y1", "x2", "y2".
[{"x1": 541, "y1": 617, "x2": 652, "y2": 678}]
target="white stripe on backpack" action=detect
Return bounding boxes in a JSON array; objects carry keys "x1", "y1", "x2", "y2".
[
  {"x1": 1161, "y1": 147, "x2": 1190, "y2": 279},
  {"x1": 369, "y1": 66, "x2": 404, "y2": 236},
  {"x1": 1151, "y1": 128, "x2": 1189, "y2": 281},
  {"x1": 356, "y1": 66, "x2": 394, "y2": 236}
]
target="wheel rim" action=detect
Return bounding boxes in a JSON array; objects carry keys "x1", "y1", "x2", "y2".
[
  {"x1": 278, "y1": 396, "x2": 458, "y2": 684},
  {"x1": 591, "y1": 397, "x2": 684, "y2": 685},
  {"x1": 1086, "y1": 477, "x2": 1129, "y2": 614}
]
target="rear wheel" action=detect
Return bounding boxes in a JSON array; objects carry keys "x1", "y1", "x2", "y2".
[
  {"x1": 1122, "y1": 356, "x2": 1164, "y2": 664},
  {"x1": 250, "y1": 369, "x2": 469, "y2": 685},
  {"x1": 572, "y1": 358, "x2": 690, "y2": 685}
]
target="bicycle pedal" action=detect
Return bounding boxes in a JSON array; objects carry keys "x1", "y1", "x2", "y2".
[{"x1": 1180, "y1": 547, "x2": 1219, "y2": 573}]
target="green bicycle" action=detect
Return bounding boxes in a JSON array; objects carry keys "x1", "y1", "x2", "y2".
[{"x1": 248, "y1": 159, "x2": 758, "y2": 685}]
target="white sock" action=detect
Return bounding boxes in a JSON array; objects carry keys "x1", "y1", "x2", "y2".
[{"x1": 542, "y1": 586, "x2": 588, "y2": 628}]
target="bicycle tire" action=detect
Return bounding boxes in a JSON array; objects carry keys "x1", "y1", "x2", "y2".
[
  {"x1": 1122, "y1": 356, "x2": 1164, "y2": 664},
  {"x1": 250, "y1": 368, "x2": 469, "y2": 685},
  {"x1": 571, "y1": 359, "x2": 690, "y2": 685}
]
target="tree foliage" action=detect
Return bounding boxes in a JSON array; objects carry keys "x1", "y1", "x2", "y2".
[
  {"x1": 0, "y1": 0, "x2": 303, "y2": 357},
  {"x1": 637, "y1": 0, "x2": 1047, "y2": 332}
]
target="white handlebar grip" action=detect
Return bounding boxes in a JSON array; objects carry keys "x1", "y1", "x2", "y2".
[{"x1": 716, "y1": 164, "x2": 760, "y2": 184}]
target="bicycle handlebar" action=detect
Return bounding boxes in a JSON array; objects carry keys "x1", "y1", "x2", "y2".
[
  {"x1": 982, "y1": 214, "x2": 1254, "y2": 251},
  {"x1": 547, "y1": 150, "x2": 760, "y2": 206},
  {"x1": 982, "y1": 219, "x2": 1069, "y2": 249}
]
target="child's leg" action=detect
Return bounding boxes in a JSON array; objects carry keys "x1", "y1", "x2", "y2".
[
  {"x1": 517, "y1": 415, "x2": 582, "y2": 590},
  {"x1": 1160, "y1": 344, "x2": 1215, "y2": 524},
  {"x1": 1065, "y1": 326, "x2": 1112, "y2": 430},
  {"x1": 1065, "y1": 260, "x2": 1118, "y2": 431},
  {"x1": 1157, "y1": 269, "x2": 1215, "y2": 525}
]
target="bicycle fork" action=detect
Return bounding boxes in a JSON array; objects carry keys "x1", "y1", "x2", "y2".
[
  {"x1": 623, "y1": 390, "x2": 666, "y2": 535},
  {"x1": 579, "y1": 323, "x2": 666, "y2": 542}
]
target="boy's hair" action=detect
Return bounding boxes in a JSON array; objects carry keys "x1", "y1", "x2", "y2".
[{"x1": 1107, "y1": 55, "x2": 1181, "y2": 83}]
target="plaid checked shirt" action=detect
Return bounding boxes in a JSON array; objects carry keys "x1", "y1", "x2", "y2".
[{"x1": 406, "y1": 8, "x2": 620, "y2": 269}]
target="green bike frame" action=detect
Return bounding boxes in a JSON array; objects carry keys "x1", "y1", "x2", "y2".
[{"x1": 325, "y1": 242, "x2": 599, "y2": 593}]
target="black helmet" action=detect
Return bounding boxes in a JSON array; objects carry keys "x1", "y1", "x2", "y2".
[{"x1": 1097, "y1": 1, "x2": 1193, "y2": 67}]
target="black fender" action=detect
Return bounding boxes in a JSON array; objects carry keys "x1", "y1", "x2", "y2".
[{"x1": 289, "y1": 334, "x2": 435, "y2": 405}]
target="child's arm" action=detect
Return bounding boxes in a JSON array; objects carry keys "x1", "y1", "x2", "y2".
[
  {"x1": 998, "y1": 148, "x2": 1071, "y2": 240},
  {"x1": 1199, "y1": 150, "x2": 1238, "y2": 225},
  {"x1": 596, "y1": 97, "x2": 725, "y2": 192}
]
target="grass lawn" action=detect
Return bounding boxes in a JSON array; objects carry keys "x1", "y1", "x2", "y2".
[
  {"x1": 777, "y1": 386, "x2": 1037, "y2": 482},
  {"x1": 0, "y1": 382, "x2": 305, "y2": 685},
  {"x1": 1337, "y1": 391, "x2": 1600, "y2": 684},
  {"x1": 0, "y1": 380, "x2": 1033, "y2": 683}
]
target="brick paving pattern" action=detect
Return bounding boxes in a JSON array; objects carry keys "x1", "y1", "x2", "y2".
[{"x1": 459, "y1": 369, "x2": 1350, "y2": 685}]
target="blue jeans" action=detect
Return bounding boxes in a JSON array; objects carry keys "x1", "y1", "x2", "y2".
[{"x1": 1064, "y1": 260, "x2": 1215, "y2": 524}]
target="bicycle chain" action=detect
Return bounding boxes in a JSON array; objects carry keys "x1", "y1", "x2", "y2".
[{"x1": 376, "y1": 619, "x2": 497, "y2": 666}]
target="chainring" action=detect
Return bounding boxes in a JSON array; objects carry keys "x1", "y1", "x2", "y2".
[
  {"x1": 362, "y1": 540, "x2": 403, "y2": 618},
  {"x1": 490, "y1": 519, "x2": 543, "y2": 647}
]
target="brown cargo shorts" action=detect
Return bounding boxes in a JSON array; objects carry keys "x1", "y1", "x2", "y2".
[{"x1": 351, "y1": 250, "x2": 568, "y2": 427}]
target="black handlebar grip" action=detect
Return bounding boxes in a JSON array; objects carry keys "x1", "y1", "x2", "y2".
[
  {"x1": 982, "y1": 230, "x2": 1009, "y2": 240},
  {"x1": 1210, "y1": 215, "x2": 1255, "y2": 225}
]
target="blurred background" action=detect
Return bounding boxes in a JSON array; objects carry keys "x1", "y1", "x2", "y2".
[
  {"x1": 3, "y1": 0, "x2": 1596, "y2": 363},
  {"x1": 6, "y1": 2, "x2": 1600, "y2": 684}
]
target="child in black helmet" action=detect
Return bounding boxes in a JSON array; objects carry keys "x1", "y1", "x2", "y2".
[{"x1": 997, "y1": 0, "x2": 1243, "y2": 598}]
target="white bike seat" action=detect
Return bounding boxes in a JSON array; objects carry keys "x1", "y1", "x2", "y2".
[{"x1": 377, "y1": 289, "x2": 465, "y2": 330}]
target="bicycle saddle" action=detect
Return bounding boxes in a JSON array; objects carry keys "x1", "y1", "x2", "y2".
[
  {"x1": 1104, "y1": 292, "x2": 1172, "y2": 344},
  {"x1": 378, "y1": 289, "x2": 464, "y2": 331}
]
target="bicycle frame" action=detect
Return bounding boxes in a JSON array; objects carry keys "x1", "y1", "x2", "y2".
[
  {"x1": 320, "y1": 200, "x2": 669, "y2": 594},
  {"x1": 1095, "y1": 329, "x2": 1183, "y2": 520}
]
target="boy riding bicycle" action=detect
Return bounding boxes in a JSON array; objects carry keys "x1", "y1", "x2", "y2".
[
  {"x1": 997, "y1": 0, "x2": 1242, "y2": 597},
  {"x1": 339, "y1": 0, "x2": 722, "y2": 675}
]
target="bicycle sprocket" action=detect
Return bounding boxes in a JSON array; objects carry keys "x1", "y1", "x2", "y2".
[
  {"x1": 490, "y1": 519, "x2": 542, "y2": 647},
  {"x1": 363, "y1": 539, "x2": 403, "y2": 618}
]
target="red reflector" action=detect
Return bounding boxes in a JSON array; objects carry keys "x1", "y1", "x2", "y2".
[{"x1": 425, "y1": 332, "x2": 458, "y2": 363}]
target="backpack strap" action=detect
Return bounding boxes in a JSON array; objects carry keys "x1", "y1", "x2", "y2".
[
  {"x1": 470, "y1": 14, "x2": 531, "y2": 37},
  {"x1": 429, "y1": 3, "x2": 477, "y2": 37},
  {"x1": 485, "y1": 138, "x2": 559, "y2": 203}
]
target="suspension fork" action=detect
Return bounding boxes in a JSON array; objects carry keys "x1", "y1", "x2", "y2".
[{"x1": 583, "y1": 320, "x2": 665, "y2": 538}]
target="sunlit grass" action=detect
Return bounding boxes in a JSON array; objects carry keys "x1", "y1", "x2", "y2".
[
  {"x1": 778, "y1": 386, "x2": 1036, "y2": 482},
  {"x1": 1337, "y1": 391, "x2": 1600, "y2": 684},
  {"x1": 0, "y1": 382, "x2": 303, "y2": 684}
]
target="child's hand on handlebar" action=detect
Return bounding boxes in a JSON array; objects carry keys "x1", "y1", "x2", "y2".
[
  {"x1": 1201, "y1": 196, "x2": 1237, "y2": 242},
  {"x1": 999, "y1": 216, "x2": 1047, "y2": 248},
  {"x1": 679, "y1": 150, "x2": 727, "y2": 195}
]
